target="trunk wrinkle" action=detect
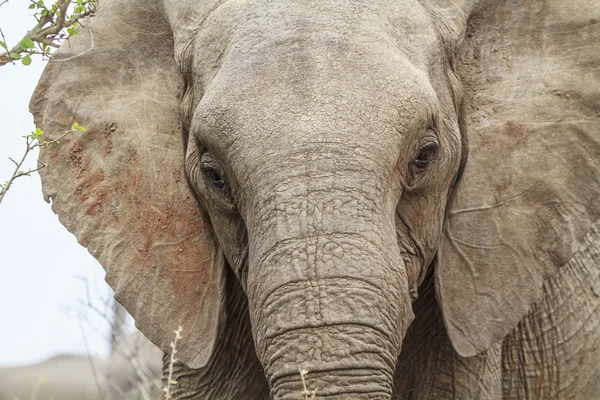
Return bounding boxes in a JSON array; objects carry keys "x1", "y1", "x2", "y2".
[
  {"x1": 257, "y1": 275, "x2": 392, "y2": 318},
  {"x1": 263, "y1": 321, "x2": 396, "y2": 351},
  {"x1": 272, "y1": 369, "x2": 393, "y2": 400}
]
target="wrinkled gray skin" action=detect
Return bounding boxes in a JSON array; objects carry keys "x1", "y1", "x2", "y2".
[
  {"x1": 169, "y1": 0, "x2": 600, "y2": 397},
  {"x1": 172, "y1": 1, "x2": 600, "y2": 399},
  {"x1": 31, "y1": 0, "x2": 600, "y2": 398},
  {"x1": 179, "y1": 1, "x2": 459, "y2": 398}
]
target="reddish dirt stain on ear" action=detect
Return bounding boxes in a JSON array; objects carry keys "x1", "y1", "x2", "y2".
[
  {"x1": 44, "y1": 117, "x2": 213, "y2": 320},
  {"x1": 67, "y1": 142, "x2": 90, "y2": 178},
  {"x1": 103, "y1": 131, "x2": 113, "y2": 154},
  {"x1": 83, "y1": 169, "x2": 107, "y2": 215},
  {"x1": 504, "y1": 121, "x2": 527, "y2": 146}
]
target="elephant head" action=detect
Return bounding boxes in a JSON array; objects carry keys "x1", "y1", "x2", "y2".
[{"x1": 30, "y1": 0, "x2": 600, "y2": 398}]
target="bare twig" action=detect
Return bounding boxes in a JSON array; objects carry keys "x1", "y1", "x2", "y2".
[
  {"x1": 73, "y1": 276, "x2": 161, "y2": 399},
  {"x1": 0, "y1": 136, "x2": 36, "y2": 206},
  {"x1": 0, "y1": 28, "x2": 7, "y2": 50},
  {"x1": 0, "y1": 124, "x2": 84, "y2": 205},
  {"x1": 51, "y1": 28, "x2": 94, "y2": 62},
  {"x1": 78, "y1": 316, "x2": 106, "y2": 400}
]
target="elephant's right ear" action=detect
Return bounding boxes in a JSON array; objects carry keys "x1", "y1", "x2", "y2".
[
  {"x1": 435, "y1": 0, "x2": 600, "y2": 357},
  {"x1": 30, "y1": 0, "x2": 224, "y2": 369}
]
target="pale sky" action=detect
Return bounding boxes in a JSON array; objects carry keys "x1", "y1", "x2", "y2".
[{"x1": 0, "y1": 2, "x2": 112, "y2": 366}]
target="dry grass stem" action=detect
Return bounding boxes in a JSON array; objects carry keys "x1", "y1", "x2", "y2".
[
  {"x1": 162, "y1": 326, "x2": 183, "y2": 400},
  {"x1": 299, "y1": 368, "x2": 318, "y2": 400}
]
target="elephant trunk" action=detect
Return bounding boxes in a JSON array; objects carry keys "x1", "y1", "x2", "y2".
[
  {"x1": 245, "y1": 181, "x2": 413, "y2": 399},
  {"x1": 261, "y1": 307, "x2": 400, "y2": 400}
]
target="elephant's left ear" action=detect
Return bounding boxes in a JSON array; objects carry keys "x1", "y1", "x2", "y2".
[
  {"x1": 435, "y1": 0, "x2": 600, "y2": 357},
  {"x1": 30, "y1": 0, "x2": 226, "y2": 369}
]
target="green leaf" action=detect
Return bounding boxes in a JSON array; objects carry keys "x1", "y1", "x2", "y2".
[
  {"x1": 21, "y1": 55, "x2": 32, "y2": 66},
  {"x1": 71, "y1": 123, "x2": 87, "y2": 132},
  {"x1": 29, "y1": 3, "x2": 36, "y2": 9},
  {"x1": 0, "y1": 41, "x2": 7, "y2": 50},
  {"x1": 40, "y1": 9, "x2": 48, "y2": 16},
  {"x1": 21, "y1": 37, "x2": 35, "y2": 50},
  {"x1": 67, "y1": 27, "x2": 78, "y2": 36},
  {"x1": 10, "y1": 52, "x2": 20, "y2": 59}
]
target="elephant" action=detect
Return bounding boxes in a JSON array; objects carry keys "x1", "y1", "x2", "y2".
[
  {"x1": 0, "y1": 331, "x2": 162, "y2": 400},
  {"x1": 28, "y1": 0, "x2": 600, "y2": 398}
]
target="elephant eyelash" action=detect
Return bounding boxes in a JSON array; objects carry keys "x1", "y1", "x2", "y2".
[
  {"x1": 197, "y1": 150, "x2": 237, "y2": 211},
  {"x1": 404, "y1": 129, "x2": 439, "y2": 190},
  {"x1": 411, "y1": 127, "x2": 439, "y2": 167},
  {"x1": 200, "y1": 163, "x2": 227, "y2": 191},
  {"x1": 413, "y1": 141, "x2": 439, "y2": 170}
]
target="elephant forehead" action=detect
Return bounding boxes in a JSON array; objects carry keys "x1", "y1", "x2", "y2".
[
  {"x1": 209, "y1": 21, "x2": 437, "y2": 112},
  {"x1": 195, "y1": 56, "x2": 436, "y2": 149},
  {"x1": 228, "y1": 0, "x2": 439, "y2": 67},
  {"x1": 189, "y1": 0, "x2": 440, "y2": 137}
]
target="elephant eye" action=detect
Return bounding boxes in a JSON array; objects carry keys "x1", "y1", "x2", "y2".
[
  {"x1": 413, "y1": 142, "x2": 439, "y2": 170},
  {"x1": 202, "y1": 166, "x2": 226, "y2": 189},
  {"x1": 199, "y1": 152, "x2": 227, "y2": 191}
]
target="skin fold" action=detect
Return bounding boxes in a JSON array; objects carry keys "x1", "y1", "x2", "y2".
[{"x1": 30, "y1": 0, "x2": 600, "y2": 398}]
